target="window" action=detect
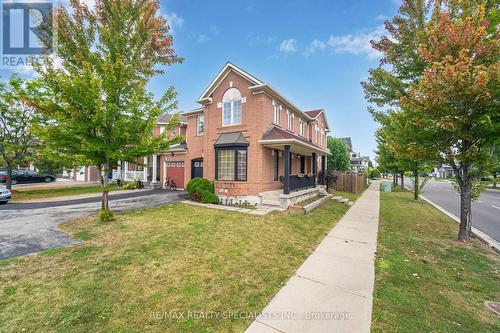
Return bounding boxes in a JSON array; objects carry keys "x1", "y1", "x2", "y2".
[
  {"x1": 222, "y1": 88, "x2": 242, "y2": 126},
  {"x1": 197, "y1": 115, "x2": 204, "y2": 135},
  {"x1": 287, "y1": 111, "x2": 294, "y2": 130},
  {"x1": 216, "y1": 148, "x2": 247, "y2": 181},
  {"x1": 299, "y1": 119, "x2": 306, "y2": 137},
  {"x1": 273, "y1": 103, "x2": 281, "y2": 125}
]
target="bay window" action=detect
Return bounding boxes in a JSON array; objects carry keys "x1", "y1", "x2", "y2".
[{"x1": 216, "y1": 148, "x2": 247, "y2": 181}]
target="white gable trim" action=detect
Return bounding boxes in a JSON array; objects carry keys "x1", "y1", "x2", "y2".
[{"x1": 197, "y1": 62, "x2": 264, "y2": 103}]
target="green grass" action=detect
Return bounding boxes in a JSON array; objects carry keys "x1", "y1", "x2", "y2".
[
  {"x1": 0, "y1": 199, "x2": 352, "y2": 332},
  {"x1": 373, "y1": 190, "x2": 500, "y2": 333},
  {"x1": 11, "y1": 185, "x2": 122, "y2": 202}
]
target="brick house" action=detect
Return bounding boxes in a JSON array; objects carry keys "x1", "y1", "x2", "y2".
[{"x1": 116, "y1": 63, "x2": 330, "y2": 207}]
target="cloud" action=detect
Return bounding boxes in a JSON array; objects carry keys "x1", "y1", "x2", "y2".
[
  {"x1": 326, "y1": 25, "x2": 385, "y2": 59},
  {"x1": 209, "y1": 25, "x2": 219, "y2": 36},
  {"x1": 165, "y1": 12, "x2": 184, "y2": 31},
  {"x1": 375, "y1": 14, "x2": 388, "y2": 21},
  {"x1": 303, "y1": 39, "x2": 326, "y2": 57},
  {"x1": 197, "y1": 34, "x2": 211, "y2": 43},
  {"x1": 247, "y1": 33, "x2": 276, "y2": 46},
  {"x1": 279, "y1": 39, "x2": 298, "y2": 53}
]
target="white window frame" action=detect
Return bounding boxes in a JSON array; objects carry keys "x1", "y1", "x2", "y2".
[
  {"x1": 222, "y1": 88, "x2": 242, "y2": 127},
  {"x1": 299, "y1": 119, "x2": 307, "y2": 137},
  {"x1": 273, "y1": 102, "x2": 281, "y2": 125},
  {"x1": 196, "y1": 115, "x2": 204, "y2": 135},
  {"x1": 287, "y1": 111, "x2": 294, "y2": 130}
]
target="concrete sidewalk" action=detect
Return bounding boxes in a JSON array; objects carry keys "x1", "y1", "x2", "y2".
[{"x1": 246, "y1": 182, "x2": 380, "y2": 333}]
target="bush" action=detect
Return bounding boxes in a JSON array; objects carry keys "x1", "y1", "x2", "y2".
[
  {"x1": 186, "y1": 178, "x2": 217, "y2": 202},
  {"x1": 122, "y1": 179, "x2": 140, "y2": 190},
  {"x1": 98, "y1": 209, "x2": 114, "y2": 222},
  {"x1": 200, "y1": 190, "x2": 219, "y2": 204}
]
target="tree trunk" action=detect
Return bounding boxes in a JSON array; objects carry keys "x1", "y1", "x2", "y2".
[
  {"x1": 414, "y1": 171, "x2": 419, "y2": 200},
  {"x1": 400, "y1": 172, "x2": 404, "y2": 190},
  {"x1": 457, "y1": 166, "x2": 473, "y2": 243},
  {"x1": 5, "y1": 164, "x2": 12, "y2": 190},
  {"x1": 101, "y1": 162, "x2": 110, "y2": 211},
  {"x1": 493, "y1": 171, "x2": 497, "y2": 188}
]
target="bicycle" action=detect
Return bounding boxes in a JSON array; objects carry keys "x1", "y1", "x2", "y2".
[{"x1": 164, "y1": 177, "x2": 177, "y2": 191}]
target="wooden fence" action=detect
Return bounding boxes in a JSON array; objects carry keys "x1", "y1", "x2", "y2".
[{"x1": 328, "y1": 172, "x2": 368, "y2": 194}]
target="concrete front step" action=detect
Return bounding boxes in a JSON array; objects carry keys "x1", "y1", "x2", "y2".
[{"x1": 262, "y1": 199, "x2": 281, "y2": 206}]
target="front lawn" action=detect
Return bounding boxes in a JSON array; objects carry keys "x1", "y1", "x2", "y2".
[
  {"x1": 11, "y1": 184, "x2": 122, "y2": 202},
  {"x1": 373, "y1": 191, "x2": 500, "y2": 332},
  {"x1": 0, "y1": 200, "x2": 351, "y2": 332}
]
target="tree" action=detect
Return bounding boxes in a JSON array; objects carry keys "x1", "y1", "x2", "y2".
[
  {"x1": 402, "y1": 3, "x2": 499, "y2": 242},
  {"x1": 327, "y1": 137, "x2": 350, "y2": 171},
  {"x1": 32, "y1": 0, "x2": 182, "y2": 220},
  {"x1": 0, "y1": 75, "x2": 46, "y2": 190},
  {"x1": 488, "y1": 144, "x2": 500, "y2": 188}
]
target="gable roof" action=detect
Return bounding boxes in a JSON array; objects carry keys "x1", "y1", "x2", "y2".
[
  {"x1": 214, "y1": 132, "x2": 249, "y2": 148},
  {"x1": 198, "y1": 62, "x2": 264, "y2": 103},
  {"x1": 339, "y1": 137, "x2": 353, "y2": 151},
  {"x1": 304, "y1": 109, "x2": 323, "y2": 118},
  {"x1": 197, "y1": 62, "x2": 329, "y2": 130},
  {"x1": 157, "y1": 113, "x2": 187, "y2": 125}
]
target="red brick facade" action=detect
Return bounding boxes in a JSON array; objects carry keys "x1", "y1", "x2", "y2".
[{"x1": 158, "y1": 63, "x2": 329, "y2": 199}]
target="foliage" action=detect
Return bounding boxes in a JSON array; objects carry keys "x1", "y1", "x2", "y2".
[
  {"x1": 0, "y1": 75, "x2": 47, "y2": 189},
  {"x1": 122, "y1": 180, "x2": 140, "y2": 190},
  {"x1": 368, "y1": 167, "x2": 381, "y2": 179},
  {"x1": 401, "y1": 2, "x2": 499, "y2": 241},
  {"x1": 199, "y1": 190, "x2": 219, "y2": 204},
  {"x1": 411, "y1": 175, "x2": 430, "y2": 196},
  {"x1": 186, "y1": 178, "x2": 215, "y2": 202},
  {"x1": 31, "y1": 0, "x2": 182, "y2": 214},
  {"x1": 326, "y1": 137, "x2": 350, "y2": 171},
  {"x1": 449, "y1": 178, "x2": 487, "y2": 202},
  {"x1": 98, "y1": 208, "x2": 114, "y2": 222}
]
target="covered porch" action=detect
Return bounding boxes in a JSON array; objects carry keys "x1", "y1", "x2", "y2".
[
  {"x1": 112, "y1": 155, "x2": 162, "y2": 187},
  {"x1": 259, "y1": 133, "x2": 328, "y2": 195}
]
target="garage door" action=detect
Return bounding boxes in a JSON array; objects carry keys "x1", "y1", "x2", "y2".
[{"x1": 166, "y1": 161, "x2": 185, "y2": 189}]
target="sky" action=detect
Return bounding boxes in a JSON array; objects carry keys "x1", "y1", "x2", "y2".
[{"x1": 1, "y1": 0, "x2": 404, "y2": 162}]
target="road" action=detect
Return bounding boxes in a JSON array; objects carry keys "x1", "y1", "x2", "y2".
[
  {"x1": 0, "y1": 190, "x2": 185, "y2": 259},
  {"x1": 406, "y1": 179, "x2": 500, "y2": 242}
]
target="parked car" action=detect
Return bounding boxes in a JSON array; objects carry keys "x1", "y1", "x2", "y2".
[
  {"x1": 0, "y1": 170, "x2": 56, "y2": 185},
  {"x1": 0, "y1": 185, "x2": 11, "y2": 203}
]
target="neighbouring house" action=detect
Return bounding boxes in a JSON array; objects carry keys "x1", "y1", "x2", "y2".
[
  {"x1": 113, "y1": 62, "x2": 330, "y2": 207},
  {"x1": 340, "y1": 137, "x2": 370, "y2": 173},
  {"x1": 433, "y1": 165, "x2": 455, "y2": 178}
]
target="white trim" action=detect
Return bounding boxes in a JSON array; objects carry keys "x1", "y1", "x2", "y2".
[
  {"x1": 180, "y1": 107, "x2": 204, "y2": 116},
  {"x1": 197, "y1": 62, "x2": 264, "y2": 103}
]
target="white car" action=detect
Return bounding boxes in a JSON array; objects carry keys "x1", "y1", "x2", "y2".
[{"x1": 0, "y1": 186, "x2": 11, "y2": 204}]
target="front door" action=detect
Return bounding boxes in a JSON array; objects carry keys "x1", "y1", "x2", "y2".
[{"x1": 191, "y1": 158, "x2": 203, "y2": 179}]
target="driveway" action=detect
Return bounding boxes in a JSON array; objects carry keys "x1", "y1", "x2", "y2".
[{"x1": 0, "y1": 190, "x2": 185, "y2": 259}]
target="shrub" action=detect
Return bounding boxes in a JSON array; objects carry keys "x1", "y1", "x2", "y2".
[
  {"x1": 200, "y1": 190, "x2": 219, "y2": 204},
  {"x1": 122, "y1": 180, "x2": 140, "y2": 190},
  {"x1": 98, "y1": 209, "x2": 114, "y2": 222},
  {"x1": 186, "y1": 177, "x2": 215, "y2": 202}
]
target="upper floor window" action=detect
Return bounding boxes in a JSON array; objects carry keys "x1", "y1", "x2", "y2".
[
  {"x1": 222, "y1": 88, "x2": 242, "y2": 126},
  {"x1": 299, "y1": 119, "x2": 306, "y2": 137},
  {"x1": 287, "y1": 111, "x2": 294, "y2": 130},
  {"x1": 273, "y1": 102, "x2": 281, "y2": 125},
  {"x1": 197, "y1": 115, "x2": 204, "y2": 135}
]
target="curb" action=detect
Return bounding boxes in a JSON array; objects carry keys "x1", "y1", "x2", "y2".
[
  {"x1": 420, "y1": 194, "x2": 500, "y2": 254},
  {"x1": 403, "y1": 185, "x2": 500, "y2": 254}
]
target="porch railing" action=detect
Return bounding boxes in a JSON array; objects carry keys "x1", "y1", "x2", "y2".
[{"x1": 281, "y1": 174, "x2": 315, "y2": 192}]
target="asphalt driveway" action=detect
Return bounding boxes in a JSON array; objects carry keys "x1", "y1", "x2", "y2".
[{"x1": 0, "y1": 190, "x2": 185, "y2": 259}]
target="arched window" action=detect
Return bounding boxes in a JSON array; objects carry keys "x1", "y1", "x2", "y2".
[{"x1": 222, "y1": 88, "x2": 242, "y2": 126}]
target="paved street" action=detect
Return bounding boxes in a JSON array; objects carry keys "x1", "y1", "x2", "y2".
[
  {"x1": 406, "y1": 179, "x2": 500, "y2": 242},
  {"x1": 0, "y1": 190, "x2": 185, "y2": 259}
]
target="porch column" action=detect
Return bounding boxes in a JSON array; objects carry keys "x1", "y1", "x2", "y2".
[
  {"x1": 116, "y1": 162, "x2": 121, "y2": 180},
  {"x1": 124, "y1": 161, "x2": 128, "y2": 180},
  {"x1": 312, "y1": 152, "x2": 317, "y2": 187},
  {"x1": 321, "y1": 155, "x2": 326, "y2": 185},
  {"x1": 143, "y1": 157, "x2": 148, "y2": 182},
  {"x1": 284, "y1": 145, "x2": 290, "y2": 195},
  {"x1": 152, "y1": 154, "x2": 158, "y2": 183}
]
